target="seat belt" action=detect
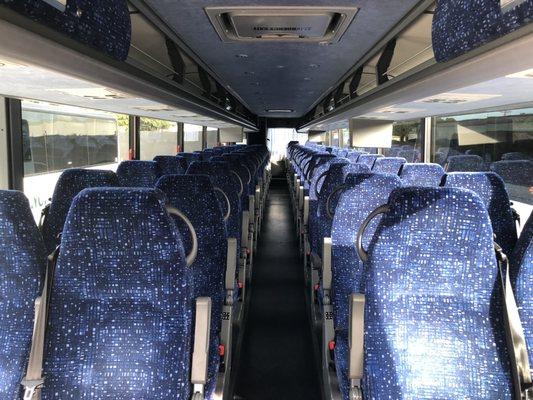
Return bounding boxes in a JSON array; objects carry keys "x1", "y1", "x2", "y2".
[
  {"x1": 21, "y1": 247, "x2": 59, "y2": 400},
  {"x1": 495, "y1": 243, "x2": 532, "y2": 400}
]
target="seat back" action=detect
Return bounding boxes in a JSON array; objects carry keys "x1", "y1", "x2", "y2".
[
  {"x1": 512, "y1": 213, "x2": 533, "y2": 370},
  {"x1": 0, "y1": 191, "x2": 45, "y2": 399},
  {"x1": 443, "y1": 172, "x2": 517, "y2": 255},
  {"x1": 445, "y1": 154, "x2": 486, "y2": 172},
  {"x1": 399, "y1": 163, "x2": 445, "y2": 187},
  {"x1": 502, "y1": 152, "x2": 532, "y2": 161},
  {"x1": 398, "y1": 148, "x2": 421, "y2": 163},
  {"x1": 42, "y1": 188, "x2": 193, "y2": 399},
  {"x1": 357, "y1": 154, "x2": 383, "y2": 169},
  {"x1": 153, "y1": 155, "x2": 186, "y2": 175},
  {"x1": 372, "y1": 157, "x2": 406, "y2": 174},
  {"x1": 331, "y1": 174, "x2": 401, "y2": 330},
  {"x1": 41, "y1": 169, "x2": 119, "y2": 252},
  {"x1": 156, "y1": 175, "x2": 226, "y2": 399},
  {"x1": 363, "y1": 187, "x2": 513, "y2": 399},
  {"x1": 116, "y1": 160, "x2": 160, "y2": 187}
]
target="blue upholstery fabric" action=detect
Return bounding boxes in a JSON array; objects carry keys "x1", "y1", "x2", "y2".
[
  {"x1": 0, "y1": 191, "x2": 45, "y2": 399},
  {"x1": 444, "y1": 172, "x2": 518, "y2": 255},
  {"x1": 186, "y1": 161, "x2": 242, "y2": 249},
  {"x1": 331, "y1": 174, "x2": 401, "y2": 399},
  {"x1": 372, "y1": 157, "x2": 406, "y2": 174},
  {"x1": 491, "y1": 160, "x2": 533, "y2": 186},
  {"x1": 363, "y1": 187, "x2": 513, "y2": 399},
  {"x1": 398, "y1": 149, "x2": 421, "y2": 163},
  {"x1": 341, "y1": 163, "x2": 370, "y2": 180},
  {"x1": 512, "y1": 212, "x2": 533, "y2": 370},
  {"x1": 42, "y1": 188, "x2": 194, "y2": 399},
  {"x1": 1, "y1": 0, "x2": 131, "y2": 60},
  {"x1": 116, "y1": 160, "x2": 160, "y2": 187},
  {"x1": 156, "y1": 175, "x2": 226, "y2": 399},
  {"x1": 400, "y1": 163, "x2": 445, "y2": 187},
  {"x1": 446, "y1": 154, "x2": 486, "y2": 172},
  {"x1": 502, "y1": 152, "x2": 533, "y2": 161},
  {"x1": 357, "y1": 154, "x2": 383, "y2": 169},
  {"x1": 41, "y1": 169, "x2": 119, "y2": 253},
  {"x1": 432, "y1": 0, "x2": 533, "y2": 62},
  {"x1": 345, "y1": 151, "x2": 366, "y2": 163},
  {"x1": 153, "y1": 155, "x2": 186, "y2": 176}
]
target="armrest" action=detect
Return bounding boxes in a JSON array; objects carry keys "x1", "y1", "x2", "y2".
[
  {"x1": 348, "y1": 294, "x2": 365, "y2": 381},
  {"x1": 322, "y1": 237, "x2": 332, "y2": 291},
  {"x1": 303, "y1": 196, "x2": 309, "y2": 225},
  {"x1": 241, "y1": 211, "x2": 250, "y2": 247},
  {"x1": 225, "y1": 238, "x2": 238, "y2": 291},
  {"x1": 248, "y1": 195, "x2": 255, "y2": 220},
  {"x1": 191, "y1": 297, "x2": 212, "y2": 386},
  {"x1": 298, "y1": 186, "x2": 304, "y2": 210}
]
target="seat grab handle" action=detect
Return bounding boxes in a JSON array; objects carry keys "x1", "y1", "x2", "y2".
[{"x1": 356, "y1": 205, "x2": 390, "y2": 262}]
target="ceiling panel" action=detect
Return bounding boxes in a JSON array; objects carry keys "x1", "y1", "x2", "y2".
[{"x1": 143, "y1": 0, "x2": 422, "y2": 118}]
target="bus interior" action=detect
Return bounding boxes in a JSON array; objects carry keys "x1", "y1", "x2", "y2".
[{"x1": 0, "y1": 1, "x2": 532, "y2": 399}]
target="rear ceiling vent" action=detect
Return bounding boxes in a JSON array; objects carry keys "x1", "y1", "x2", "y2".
[{"x1": 205, "y1": 6, "x2": 358, "y2": 43}]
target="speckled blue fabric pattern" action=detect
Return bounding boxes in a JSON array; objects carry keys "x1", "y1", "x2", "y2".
[
  {"x1": 446, "y1": 154, "x2": 487, "y2": 172},
  {"x1": 117, "y1": 160, "x2": 161, "y2": 188},
  {"x1": 511, "y1": 213, "x2": 533, "y2": 369},
  {"x1": 187, "y1": 161, "x2": 242, "y2": 250},
  {"x1": 331, "y1": 174, "x2": 401, "y2": 400},
  {"x1": 491, "y1": 160, "x2": 533, "y2": 186},
  {"x1": 42, "y1": 188, "x2": 193, "y2": 399},
  {"x1": 0, "y1": 0, "x2": 131, "y2": 60},
  {"x1": 443, "y1": 172, "x2": 517, "y2": 255},
  {"x1": 357, "y1": 154, "x2": 383, "y2": 169},
  {"x1": 155, "y1": 175, "x2": 226, "y2": 399},
  {"x1": 341, "y1": 163, "x2": 370, "y2": 180},
  {"x1": 363, "y1": 187, "x2": 513, "y2": 399},
  {"x1": 0, "y1": 191, "x2": 45, "y2": 399},
  {"x1": 372, "y1": 157, "x2": 406, "y2": 175},
  {"x1": 346, "y1": 151, "x2": 366, "y2": 163},
  {"x1": 400, "y1": 163, "x2": 445, "y2": 187},
  {"x1": 502, "y1": 152, "x2": 533, "y2": 161},
  {"x1": 153, "y1": 155, "x2": 186, "y2": 176},
  {"x1": 398, "y1": 149, "x2": 421, "y2": 163},
  {"x1": 41, "y1": 169, "x2": 119, "y2": 253},
  {"x1": 433, "y1": 0, "x2": 533, "y2": 62}
]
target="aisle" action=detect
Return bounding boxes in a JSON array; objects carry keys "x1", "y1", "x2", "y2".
[{"x1": 234, "y1": 180, "x2": 321, "y2": 400}]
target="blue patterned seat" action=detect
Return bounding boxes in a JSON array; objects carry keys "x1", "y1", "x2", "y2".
[
  {"x1": 444, "y1": 172, "x2": 518, "y2": 255},
  {"x1": 511, "y1": 213, "x2": 533, "y2": 372},
  {"x1": 490, "y1": 160, "x2": 533, "y2": 204},
  {"x1": 502, "y1": 152, "x2": 533, "y2": 161},
  {"x1": 186, "y1": 161, "x2": 242, "y2": 250},
  {"x1": 41, "y1": 169, "x2": 119, "y2": 253},
  {"x1": 345, "y1": 151, "x2": 366, "y2": 163},
  {"x1": 399, "y1": 163, "x2": 445, "y2": 187},
  {"x1": 363, "y1": 187, "x2": 513, "y2": 399},
  {"x1": 116, "y1": 160, "x2": 160, "y2": 187},
  {"x1": 371, "y1": 157, "x2": 406, "y2": 174},
  {"x1": 330, "y1": 174, "x2": 401, "y2": 399},
  {"x1": 357, "y1": 154, "x2": 383, "y2": 169},
  {"x1": 446, "y1": 154, "x2": 486, "y2": 172},
  {"x1": 0, "y1": 191, "x2": 45, "y2": 399},
  {"x1": 153, "y1": 155, "x2": 186, "y2": 175},
  {"x1": 42, "y1": 188, "x2": 194, "y2": 399},
  {"x1": 156, "y1": 175, "x2": 226, "y2": 399},
  {"x1": 398, "y1": 148, "x2": 421, "y2": 163}
]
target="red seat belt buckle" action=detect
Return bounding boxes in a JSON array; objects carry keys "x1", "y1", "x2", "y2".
[{"x1": 218, "y1": 345, "x2": 225, "y2": 357}]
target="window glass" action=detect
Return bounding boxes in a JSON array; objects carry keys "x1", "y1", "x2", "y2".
[
  {"x1": 206, "y1": 127, "x2": 218, "y2": 149},
  {"x1": 140, "y1": 117, "x2": 177, "y2": 160},
  {"x1": 432, "y1": 108, "x2": 533, "y2": 205},
  {"x1": 341, "y1": 128, "x2": 350, "y2": 148},
  {"x1": 22, "y1": 100, "x2": 127, "y2": 219},
  {"x1": 267, "y1": 128, "x2": 308, "y2": 177},
  {"x1": 184, "y1": 123, "x2": 203, "y2": 152},
  {"x1": 385, "y1": 119, "x2": 423, "y2": 162}
]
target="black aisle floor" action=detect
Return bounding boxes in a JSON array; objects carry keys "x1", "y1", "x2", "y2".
[{"x1": 234, "y1": 179, "x2": 321, "y2": 400}]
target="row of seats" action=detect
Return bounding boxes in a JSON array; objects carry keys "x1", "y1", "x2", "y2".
[
  {"x1": 286, "y1": 142, "x2": 532, "y2": 399},
  {"x1": 0, "y1": 144, "x2": 271, "y2": 399}
]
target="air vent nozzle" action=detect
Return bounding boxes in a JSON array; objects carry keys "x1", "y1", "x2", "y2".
[{"x1": 206, "y1": 6, "x2": 358, "y2": 43}]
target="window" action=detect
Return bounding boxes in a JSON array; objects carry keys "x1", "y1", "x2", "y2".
[
  {"x1": 183, "y1": 123, "x2": 203, "y2": 152},
  {"x1": 140, "y1": 117, "x2": 178, "y2": 160},
  {"x1": 432, "y1": 108, "x2": 533, "y2": 205},
  {"x1": 206, "y1": 127, "x2": 218, "y2": 149},
  {"x1": 22, "y1": 100, "x2": 127, "y2": 219},
  {"x1": 341, "y1": 128, "x2": 350, "y2": 148},
  {"x1": 385, "y1": 119, "x2": 424, "y2": 162}
]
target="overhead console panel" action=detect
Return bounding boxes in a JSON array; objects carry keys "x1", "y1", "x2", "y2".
[{"x1": 205, "y1": 6, "x2": 358, "y2": 43}]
